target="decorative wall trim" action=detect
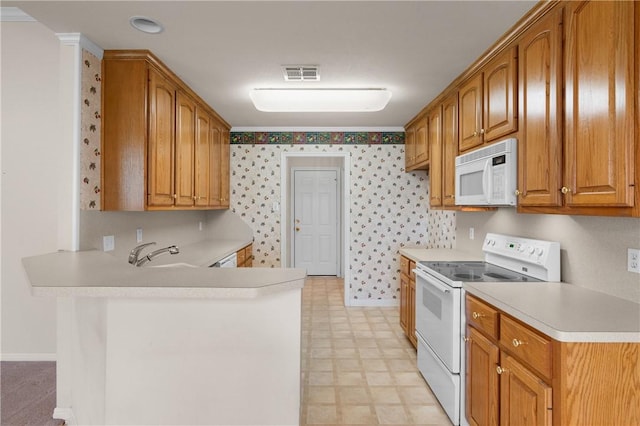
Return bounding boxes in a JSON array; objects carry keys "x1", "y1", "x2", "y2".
[
  {"x1": 56, "y1": 33, "x2": 104, "y2": 60},
  {"x1": 0, "y1": 7, "x2": 36, "y2": 22},
  {"x1": 231, "y1": 131, "x2": 404, "y2": 145},
  {"x1": 1, "y1": 352, "x2": 56, "y2": 361},
  {"x1": 232, "y1": 126, "x2": 405, "y2": 132}
]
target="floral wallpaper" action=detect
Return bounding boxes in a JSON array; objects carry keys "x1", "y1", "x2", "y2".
[
  {"x1": 230, "y1": 141, "x2": 456, "y2": 301},
  {"x1": 80, "y1": 49, "x2": 101, "y2": 210}
]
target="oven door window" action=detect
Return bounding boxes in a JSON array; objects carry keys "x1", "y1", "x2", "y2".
[{"x1": 414, "y1": 270, "x2": 461, "y2": 374}]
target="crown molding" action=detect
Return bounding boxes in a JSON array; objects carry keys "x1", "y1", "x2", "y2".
[{"x1": 56, "y1": 33, "x2": 104, "y2": 60}]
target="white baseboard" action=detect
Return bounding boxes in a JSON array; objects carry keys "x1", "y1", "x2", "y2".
[
  {"x1": 348, "y1": 298, "x2": 399, "y2": 307},
  {"x1": 1, "y1": 352, "x2": 56, "y2": 361},
  {"x1": 53, "y1": 407, "x2": 76, "y2": 425}
]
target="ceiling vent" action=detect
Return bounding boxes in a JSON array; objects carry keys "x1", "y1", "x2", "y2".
[{"x1": 283, "y1": 65, "x2": 320, "y2": 82}]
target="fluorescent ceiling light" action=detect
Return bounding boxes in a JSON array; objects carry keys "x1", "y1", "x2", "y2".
[{"x1": 249, "y1": 89, "x2": 392, "y2": 112}]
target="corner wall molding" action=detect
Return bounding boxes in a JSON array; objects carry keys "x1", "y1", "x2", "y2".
[
  {"x1": 56, "y1": 33, "x2": 104, "y2": 60},
  {"x1": 0, "y1": 7, "x2": 36, "y2": 22}
]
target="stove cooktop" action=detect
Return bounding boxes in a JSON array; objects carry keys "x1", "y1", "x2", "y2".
[{"x1": 417, "y1": 261, "x2": 542, "y2": 284}]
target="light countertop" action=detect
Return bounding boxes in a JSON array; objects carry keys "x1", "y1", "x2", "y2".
[
  {"x1": 22, "y1": 238, "x2": 306, "y2": 299},
  {"x1": 400, "y1": 247, "x2": 639, "y2": 343},
  {"x1": 464, "y1": 282, "x2": 640, "y2": 343}
]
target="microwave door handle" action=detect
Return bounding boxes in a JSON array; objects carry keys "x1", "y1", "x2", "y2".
[{"x1": 482, "y1": 159, "x2": 492, "y2": 203}]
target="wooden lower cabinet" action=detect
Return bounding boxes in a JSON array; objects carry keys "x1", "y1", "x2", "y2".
[
  {"x1": 399, "y1": 256, "x2": 417, "y2": 348},
  {"x1": 465, "y1": 294, "x2": 639, "y2": 426},
  {"x1": 237, "y1": 243, "x2": 253, "y2": 268}
]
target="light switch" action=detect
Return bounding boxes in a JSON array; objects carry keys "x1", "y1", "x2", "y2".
[{"x1": 136, "y1": 228, "x2": 143, "y2": 243}]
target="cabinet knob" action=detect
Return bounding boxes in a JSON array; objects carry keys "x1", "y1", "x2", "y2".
[
  {"x1": 480, "y1": 128, "x2": 485, "y2": 135},
  {"x1": 561, "y1": 186, "x2": 571, "y2": 194},
  {"x1": 514, "y1": 189, "x2": 521, "y2": 196},
  {"x1": 295, "y1": 227, "x2": 301, "y2": 232},
  {"x1": 472, "y1": 131, "x2": 478, "y2": 137},
  {"x1": 172, "y1": 194, "x2": 177, "y2": 199},
  {"x1": 496, "y1": 366, "x2": 507, "y2": 375},
  {"x1": 463, "y1": 336, "x2": 471, "y2": 343},
  {"x1": 512, "y1": 338, "x2": 526, "y2": 348},
  {"x1": 472, "y1": 311, "x2": 485, "y2": 320},
  {"x1": 446, "y1": 195, "x2": 455, "y2": 199}
]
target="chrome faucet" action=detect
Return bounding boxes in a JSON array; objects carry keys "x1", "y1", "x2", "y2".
[{"x1": 128, "y1": 242, "x2": 180, "y2": 267}]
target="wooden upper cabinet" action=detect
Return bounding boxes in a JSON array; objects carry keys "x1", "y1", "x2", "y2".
[
  {"x1": 208, "y1": 126, "x2": 222, "y2": 208},
  {"x1": 517, "y1": 7, "x2": 563, "y2": 207},
  {"x1": 175, "y1": 91, "x2": 196, "y2": 207},
  {"x1": 415, "y1": 117, "x2": 429, "y2": 166},
  {"x1": 404, "y1": 126, "x2": 416, "y2": 169},
  {"x1": 564, "y1": 0, "x2": 635, "y2": 207},
  {"x1": 405, "y1": 115, "x2": 429, "y2": 171},
  {"x1": 483, "y1": 47, "x2": 518, "y2": 142},
  {"x1": 428, "y1": 106, "x2": 443, "y2": 207},
  {"x1": 147, "y1": 68, "x2": 177, "y2": 208},
  {"x1": 101, "y1": 50, "x2": 231, "y2": 211},
  {"x1": 442, "y1": 93, "x2": 459, "y2": 207},
  {"x1": 194, "y1": 108, "x2": 212, "y2": 207},
  {"x1": 219, "y1": 128, "x2": 230, "y2": 208},
  {"x1": 459, "y1": 47, "x2": 518, "y2": 154},
  {"x1": 459, "y1": 73, "x2": 484, "y2": 152}
]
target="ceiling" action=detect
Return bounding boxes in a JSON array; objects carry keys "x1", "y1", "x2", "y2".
[{"x1": 6, "y1": 1, "x2": 536, "y2": 129}]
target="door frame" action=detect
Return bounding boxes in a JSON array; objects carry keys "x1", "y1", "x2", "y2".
[
  {"x1": 291, "y1": 167, "x2": 341, "y2": 276},
  {"x1": 281, "y1": 152, "x2": 351, "y2": 306}
]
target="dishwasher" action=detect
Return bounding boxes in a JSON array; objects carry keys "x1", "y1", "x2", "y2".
[{"x1": 211, "y1": 252, "x2": 237, "y2": 268}]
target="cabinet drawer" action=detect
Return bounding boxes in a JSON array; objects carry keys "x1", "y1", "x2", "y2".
[
  {"x1": 466, "y1": 295, "x2": 499, "y2": 340},
  {"x1": 400, "y1": 256, "x2": 410, "y2": 276},
  {"x1": 500, "y1": 315, "x2": 552, "y2": 379}
]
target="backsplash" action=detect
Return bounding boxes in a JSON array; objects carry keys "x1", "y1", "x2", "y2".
[
  {"x1": 80, "y1": 49, "x2": 102, "y2": 210},
  {"x1": 230, "y1": 143, "x2": 456, "y2": 302}
]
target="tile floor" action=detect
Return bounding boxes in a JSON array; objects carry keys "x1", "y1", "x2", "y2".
[{"x1": 300, "y1": 276, "x2": 452, "y2": 426}]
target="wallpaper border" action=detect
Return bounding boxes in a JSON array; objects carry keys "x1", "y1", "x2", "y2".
[{"x1": 231, "y1": 131, "x2": 404, "y2": 145}]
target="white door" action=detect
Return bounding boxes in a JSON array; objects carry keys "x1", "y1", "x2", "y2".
[{"x1": 293, "y1": 169, "x2": 339, "y2": 275}]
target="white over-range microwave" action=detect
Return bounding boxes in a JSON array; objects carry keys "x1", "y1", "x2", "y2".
[{"x1": 455, "y1": 138, "x2": 517, "y2": 206}]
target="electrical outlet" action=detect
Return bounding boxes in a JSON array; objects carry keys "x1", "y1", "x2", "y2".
[
  {"x1": 199, "y1": 221, "x2": 203, "y2": 231},
  {"x1": 136, "y1": 228, "x2": 143, "y2": 243},
  {"x1": 469, "y1": 227, "x2": 475, "y2": 240},
  {"x1": 103, "y1": 235, "x2": 115, "y2": 252},
  {"x1": 628, "y1": 248, "x2": 640, "y2": 274}
]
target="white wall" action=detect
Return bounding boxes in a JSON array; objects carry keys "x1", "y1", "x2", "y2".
[
  {"x1": 456, "y1": 209, "x2": 640, "y2": 303},
  {"x1": 1, "y1": 22, "x2": 63, "y2": 359}
]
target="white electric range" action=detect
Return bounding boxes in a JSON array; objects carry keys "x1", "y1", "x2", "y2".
[{"x1": 413, "y1": 233, "x2": 560, "y2": 425}]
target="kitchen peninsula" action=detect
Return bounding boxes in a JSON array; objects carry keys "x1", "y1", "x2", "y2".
[{"x1": 22, "y1": 247, "x2": 306, "y2": 426}]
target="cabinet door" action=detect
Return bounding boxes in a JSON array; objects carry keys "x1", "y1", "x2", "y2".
[
  {"x1": 220, "y1": 128, "x2": 230, "y2": 208},
  {"x1": 405, "y1": 126, "x2": 416, "y2": 169},
  {"x1": 147, "y1": 68, "x2": 176, "y2": 207},
  {"x1": 208, "y1": 125, "x2": 222, "y2": 207},
  {"x1": 466, "y1": 326, "x2": 499, "y2": 426},
  {"x1": 194, "y1": 108, "x2": 211, "y2": 207},
  {"x1": 459, "y1": 74, "x2": 484, "y2": 152},
  {"x1": 517, "y1": 8, "x2": 563, "y2": 207},
  {"x1": 499, "y1": 354, "x2": 552, "y2": 426},
  {"x1": 483, "y1": 47, "x2": 518, "y2": 142},
  {"x1": 442, "y1": 93, "x2": 459, "y2": 207},
  {"x1": 564, "y1": 0, "x2": 635, "y2": 207},
  {"x1": 175, "y1": 91, "x2": 196, "y2": 207},
  {"x1": 429, "y1": 106, "x2": 443, "y2": 207},
  {"x1": 415, "y1": 118, "x2": 429, "y2": 166},
  {"x1": 399, "y1": 273, "x2": 409, "y2": 334}
]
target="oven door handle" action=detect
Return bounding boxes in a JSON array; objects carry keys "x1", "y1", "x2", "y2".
[{"x1": 414, "y1": 269, "x2": 451, "y2": 294}]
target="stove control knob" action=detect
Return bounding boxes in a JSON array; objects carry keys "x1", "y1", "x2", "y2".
[
  {"x1": 518, "y1": 245, "x2": 525, "y2": 252},
  {"x1": 528, "y1": 246, "x2": 535, "y2": 254},
  {"x1": 490, "y1": 239, "x2": 496, "y2": 246},
  {"x1": 536, "y1": 248, "x2": 544, "y2": 256}
]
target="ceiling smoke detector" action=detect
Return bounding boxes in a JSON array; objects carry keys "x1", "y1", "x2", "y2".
[{"x1": 283, "y1": 66, "x2": 320, "y2": 82}]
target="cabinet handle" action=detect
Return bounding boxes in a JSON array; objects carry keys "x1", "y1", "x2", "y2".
[
  {"x1": 496, "y1": 366, "x2": 507, "y2": 375},
  {"x1": 172, "y1": 194, "x2": 177, "y2": 199},
  {"x1": 561, "y1": 186, "x2": 571, "y2": 195},
  {"x1": 512, "y1": 338, "x2": 526, "y2": 348},
  {"x1": 463, "y1": 337, "x2": 471, "y2": 343},
  {"x1": 514, "y1": 189, "x2": 521, "y2": 196},
  {"x1": 472, "y1": 311, "x2": 485, "y2": 320},
  {"x1": 480, "y1": 128, "x2": 485, "y2": 135}
]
